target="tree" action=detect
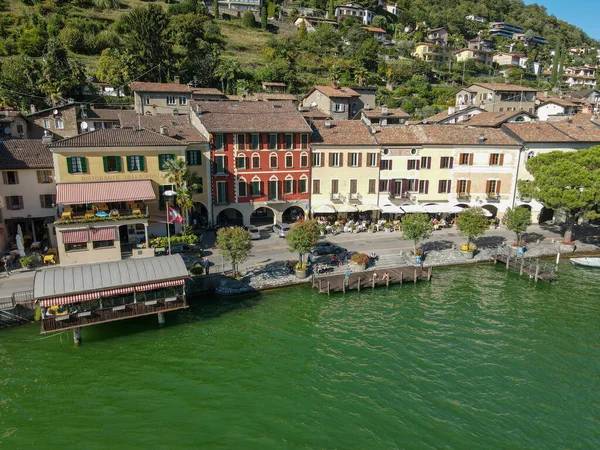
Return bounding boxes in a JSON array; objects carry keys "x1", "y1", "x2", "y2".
[
  {"x1": 354, "y1": 67, "x2": 368, "y2": 87},
  {"x1": 261, "y1": 6, "x2": 267, "y2": 30},
  {"x1": 162, "y1": 158, "x2": 198, "y2": 229},
  {"x1": 267, "y1": 2, "x2": 276, "y2": 19},
  {"x1": 286, "y1": 220, "x2": 320, "y2": 264},
  {"x1": 214, "y1": 58, "x2": 241, "y2": 94},
  {"x1": 328, "y1": 0, "x2": 334, "y2": 19},
  {"x1": 456, "y1": 208, "x2": 489, "y2": 246},
  {"x1": 216, "y1": 227, "x2": 253, "y2": 276},
  {"x1": 401, "y1": 213, "x2": 433, "y2": 254},
  {"x1": 96, "y1": 48, "x2": 129, "y2": 88},
  {"x1": 0, "y1": 55, "x2": 47, "y2": 111},
  {"x1": 297, "y1": 21, "x2": 307, "y2": 41},
  {"x1": 242, "y1": 12, "x2": 255, "y2": 28},
  {"x1": 39, "y1": 39, "x2": 87, "y2": 106},
  {"x1": 504, "y1": 206, "x2": 532, "y2": 244},
  {"x1": 518, "y1": 147, "x2": 600, "y2": 243},
  {"x1": 213, "y1": 0, "x2": 219, "y2": 19}
]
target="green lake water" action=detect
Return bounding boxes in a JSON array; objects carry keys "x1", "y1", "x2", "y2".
[{"x1": 1, "y1": 264, "x2": 599, "y2": 449}]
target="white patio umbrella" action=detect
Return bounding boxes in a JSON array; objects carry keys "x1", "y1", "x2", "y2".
[
  {"x1": 399, "y1": 204, "x2": 427, "y2": 214},
  {"x1": 481, "y1": 209, "x2": 493, "y2": 217},
  {"x1": 335, "y1": 204, "x2": 359, "y2": 213},
  {"x1": 312, "y1": 204, "x2": 336, "y2": 214},
  {"x1": 381, "y1": 204, "x2": 403, "y2": 214},
  {"x1": 357, "y1": 204, "x2": 381, "y2": 212},
  {"x1": 16, "y1": 234, "x2": 26, "y2": 257}
]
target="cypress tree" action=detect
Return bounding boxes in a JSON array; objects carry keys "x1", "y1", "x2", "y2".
[
  {"x1": 328, "y1": 0, "x2": 334, "y2": 20},
  {"x1": 261, "y1": 6, "x2": 267, "y2": 30},
  {"x1": 213, "y1": 0, "x2": 219, "y2": 20}
]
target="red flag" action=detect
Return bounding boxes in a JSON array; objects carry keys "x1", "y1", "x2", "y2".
[{"x1": 167, "y1": 206, "x2": 183, "y2": 223}]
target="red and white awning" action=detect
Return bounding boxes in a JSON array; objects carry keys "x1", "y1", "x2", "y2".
[
  {"x1": 61, "y1": 229, "x2": 89, "y2": 244},
  {"x1": 56, "y1": 180, "x2": 156, "y2": 205},
  {"x1": 91, "y1": 227, "x2": 116, "y2": 242},
  {"x1": 135, "y1": 279, "x2": 185, "y2": 292}
]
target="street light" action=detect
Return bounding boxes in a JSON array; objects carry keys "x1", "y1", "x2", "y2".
[{"x1": 163, "y1": 189, "x2": 176, "y2": 255}]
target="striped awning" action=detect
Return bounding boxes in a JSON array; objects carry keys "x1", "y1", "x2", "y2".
[
  {"x1": 62, "y1": 229, "x2": 89, "y2": 244},
  {"x1": 40, "y1": 291, "x2": 98, "y2": 307},
  {"x1": 135, "y1": 279, "x2": 186, "y2": 292},
  {"x1": 56, "y1": 180, "x2": 156, "y2": 205},
  {"x1": 91, "y1": 227, "x2": 116, "y2": 242}
]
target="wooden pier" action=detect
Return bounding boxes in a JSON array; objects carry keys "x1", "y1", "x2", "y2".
[
  {"x1": 312, "y1": 266, "x2": 431, "y2": 294},
  {"x1": 493, "y1": 247, "x2": 557, "y2": 282}
]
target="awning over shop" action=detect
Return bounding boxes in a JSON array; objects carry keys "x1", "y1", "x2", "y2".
[
  {"x1": 335, "y1": 204, "x2": 359, "y2": 213},
  {"x1": 423, "y1": 204, "x2": 465, "y2": 214},
  {"x1": 381, "y1": 204, "x2": 403, "y2": 214},
  {"x1": 357, "y1": 204, "x2": 381, "y2": 212},
  {"x1": 312, "y1": 204, "x2": 337, "y2": 214},
  {"x1": 56, "y1": 180, "x2": 156, "y2": 205},
  {"x1": 399, "y1": 204, "x2": 426, "y2": 214},
  {"x1": 61, "y1": 229, "x2": 88, "y2": 244},
  {"x1": 90, "y1": 227, "x2": 116, "y2": 242}
]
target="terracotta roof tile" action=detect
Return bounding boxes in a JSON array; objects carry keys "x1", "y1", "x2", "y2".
[
  {"x1": 0, "y1": 139, "x2": 53, "y2": 169},
  {"x1": 193, "y1": 101, "x2": 311, "y2": 133},
  {"x1": 80, "y1": 108, "x2": 124, "y2": 121},
  {"x1": 538, "y1": 97, "x2": 579, "y2": 108},
  {"x1": 118, "y1": 111, "x2": 207, "y2": 143},
  {"x1": 501, "y1": 122, "x2": 600, "y2": 143},
  {"x1": 311, "y1": 85, "x2": 360, "y2": 98},
  {"x1": 191, "y1": 87, "x2": 225, "y2": 96},
  {"x1": 363, "y1": 107, "x2": 409, "y2": 119},
  {"x1": 312, "y1": 120, "x2": 378, "y2": 145},
  {"x1": 464, "y1": 111, "x2": 536, "y2": 127},
  {"x1": 374, "y1": 125, "x2": 519, "y2": 146},
  {"x1": 130, "y1": 82, "x2": 191, "y2": 93},
  {"x1": 471, "y1": 83, "x2": 538, "y2": 92},
  {"x1": 50, "y1": 128, "x2": 185, "y2": 148}
]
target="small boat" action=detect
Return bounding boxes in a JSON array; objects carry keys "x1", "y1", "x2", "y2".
[{"x1": 570, "y1": 257, "x2": 600, "y2": 268}]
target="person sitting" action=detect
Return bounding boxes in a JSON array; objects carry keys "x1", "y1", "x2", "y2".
[
  {"x1": 382, "y1": 272, "x2": 389, "y2": 281},
  {"x1": 440, "y1": 218, "x2": 447, "y2": 228},
  {"x1": 372, "y1": 272, "x2": 379, "y2": 281},
  {"x1": 368, "y1": 251, "x2": 379, "y2": 261},
  {"x1": 433, "y1": 218, "x2": 439, "y2": 230},
  {"x1": 330, "y1": 255, "x2": 337, "y2": 264}
]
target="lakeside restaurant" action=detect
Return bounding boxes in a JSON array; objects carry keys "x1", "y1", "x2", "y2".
[{"x1": 34, "y1": 255, "x2": 189, "y2": 339}]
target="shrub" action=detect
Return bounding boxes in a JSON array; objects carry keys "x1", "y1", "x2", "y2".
[
  {"x1": 242, "y1": 11, "x2": 255, "y2": 28},
  {"x1": 150, "y1": 234, "x2": 199, "y2": 248},
  {"x1": 20, "y1": 255, "x2": 35, "y2": 268},
  {"x1": 189, "y1": 265, "x2": 204, "y2": 275},
  {"x1": 351, "y1": 253, "x2": 370, "y2": 265},
  {"x1": 295, "y1": 262, "x2": 308, "y2": 270}
]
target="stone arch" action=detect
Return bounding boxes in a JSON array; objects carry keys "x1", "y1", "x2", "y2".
[
  {"x1": 250, "y1": 206, "x2": 276, "y2": 226},
  {"x1": 192, "y1": 202, "x2": 209, "y2": 229},
  {"x1": 282, "y1": 206, "x2": 305, "y2": 223},
  {"x1": 482, "y1": 204, "x2": 498, "y2": 217},
  {"x1": 216, "y1": 208, "x2": 243, "y2": 227}
]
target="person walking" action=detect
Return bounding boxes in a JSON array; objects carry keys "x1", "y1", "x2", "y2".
[{"x1": 204, "y1": 258, "x2": 211, "y2": 275}]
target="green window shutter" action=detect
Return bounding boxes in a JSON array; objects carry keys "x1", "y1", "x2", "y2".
[
  {"x1": 158, "y1": 185, "x2": 166, "y2": 210},
  {"x1": 169, "y1": 154, "x2": 175, "y2": 162},
  {"x1": 158, "y1": 154, "x2": 165, "y2": 170},
  {"x1": 103, "y1": 156, "x2": 109, "y2": 173},
  {"x1": 139, "y1": 156, "x2": 145, "y2": 171},
  {"x1": 116, "y1": 156, "x2": 122, "y2": 172},
  {"x1": 80, "y1": 157, "x2": 87, "y2": 173},
  {"x1": 67, "y1": 157, "x2": 73, "y2": 174},
  {"x1": 126, "y1": 156, "x2": 132, "y2": 172}
]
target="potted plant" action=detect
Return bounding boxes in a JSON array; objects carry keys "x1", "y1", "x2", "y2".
[
  {"x1": 189, "y1": 265, "x2": 204, "y2": 276},
  {"x1": 456, "y1": 208, "x2": 489, "y2": 259},
  {"x1": 286, "y1": 220, "x2": 321, "y2": 278},
  {"x1": 504, "y1": 206, "x2": 532, "y2": 254},
  {"x1": 411, "y1": 248, "x2": 424, "y2": 265},
  {"x1": 351, "y1": 253, "x2": 370, "y2": 271},
  {"x1": 512, "y1": 240, "x2": 527, "y2": 254},
  {"x1": 384, "y1": 221, "x2": 392, "y2": 232},
  {"x1": 19, "y1": 255, "x2": 35, "y2": 269},
  {"x1": 317, "y1": 222, "x2": 327, "y2": 236},
  {"x1": 368, "y1": 225, "x2": 376, "y2": 233},
  {"x1": 401, "y1": 213, "x2": 433, "y2": 263}
]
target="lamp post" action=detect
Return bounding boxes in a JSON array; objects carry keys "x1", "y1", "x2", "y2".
[{"x1": 163, "y1": 190, "x2": 176, "y2": 255}]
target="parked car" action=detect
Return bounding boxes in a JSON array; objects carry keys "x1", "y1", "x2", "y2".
[
  {"x1": 248, "y1": 227, "x2": 261, "y2": 240},
  {"x1": 272, "y1": 223, "x2": 291, "y2": 238},
  {"x1": 311, "y1": 241, "x2": 347, "y2": 256},
  {"x1": 170, "y1": 244, "x2": 203, "y2": 257},
  {"x1": 179, "y1": 254, "x2": 204, "y2": 270}
]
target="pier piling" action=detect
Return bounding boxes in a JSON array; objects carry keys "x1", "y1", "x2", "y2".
[
  {"x1": 535, "y1": 259, "x2": 540, "y2": 283},
  {"x1": 73, "y1": 327, "x2": 82, "y2": 345},
  {"x1": 157, "y1": 312, "x2": 165, "y2": 327}
]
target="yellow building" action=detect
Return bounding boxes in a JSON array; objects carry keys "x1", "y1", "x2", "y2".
[
  {"x1": 50, "y1": 128, "x2": 190, "y2": 265},
  {"x1": 454, "y1": 48, "x2": 493, "y2": 67},
  {"x1": 310, "y1": 121, "x2": 381, "y2": 217},
  {"x1": 413, "y1": 42, "x2": 452, "y2": 65}
]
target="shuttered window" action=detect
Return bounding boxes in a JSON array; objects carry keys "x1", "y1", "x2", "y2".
[
  {"x1": 5, "y1": 196, "x2": 23, "y2": 210},
  {"x1": 67, "y1": 156, "x2": 86, "y2": 174},
  {"x1": 40, "y1": 194, "x2": 55, "y2": 208},
  {"x1": 2, "y1": 171, "x2": 18, "y2": 185},
  {"x1": 313, "y1": 179, "x2": 321, "y2": 194},
  {"x1": 103, "y1": 156, "x2": 122, "y2": 173},
  {"x1": 158, "y1": 154, "x2": 175, "y2": 170},
  {"x1": 37, "y1": 170, "x2": 52, "y2": 183},
  {"x1": 127, "y1": 155, "x2": 145, "y2": 172},
  {"x1": 368, "y1": 179, "x2": 376, "y2": 194},
  {"x1": 186, "y1": 150, "x2": 201, "y2": 166}
]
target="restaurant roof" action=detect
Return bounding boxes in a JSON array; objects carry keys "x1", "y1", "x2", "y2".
[
  {"x1": 0, "y1": 139, "x2": 53, "y2": 169},
  {"x1": 56, "y1": 180, "x2": 156, "y2": 205},
  {"x1": 34, "y1": 255, "x2": 188, "y2": 299},
  {"x1": 50, "y1": 128, "x2": 185, "y2": 148}
]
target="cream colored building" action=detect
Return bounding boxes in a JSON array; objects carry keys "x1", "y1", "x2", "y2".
[
  {"x1": 455, "y1": 83, "x2": 537, "y2": 113},
  {"x1": 131, "y1": 80, "x2": 192, "y2": 116},
  {"x1": 49, "y1": 128, "x2": 189, "y2": 265},
  {"x1": 310, "y1": 121, "x2": 380, "y2": 216}
]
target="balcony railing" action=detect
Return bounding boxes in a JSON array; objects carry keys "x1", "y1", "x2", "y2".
[
  {"x1": 348, "y1": 192, "x2": 361, "y2": 203},
  {"x1": 330, "y1": 193, "x2": 345, "y2": 202},
  {"x1": 457, "y1": 192, "x2": 471, "y2": 201},
  {"x1": 56, "y1": 206, "x2": 149, "y2": 224},
  {"x1": 41, "y1": 296, "x2": 187, "y2": 333},
  {"x1": 486, "y1": 193, "x2": 501, "y2": 203},
  {"x1": 388, "y1": 192, "x2": 408, "y2": 200},
  {"x1": 519, "y1": 195, "x2": 532, "y2": 203}
]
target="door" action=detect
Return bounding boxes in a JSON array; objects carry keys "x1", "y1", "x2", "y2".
[
  {"x1": 268, "y1": 180, "x2": 278, "y2": 201},
  {"x1": 394, "y1": 180, "x2": 403, "y2": 196},
  {"x1": 216, "y1": 181, "x2": 227, "y2": 204},
  {"x1": 350, "y1": 179, "x2": 358, "y2": 194}
]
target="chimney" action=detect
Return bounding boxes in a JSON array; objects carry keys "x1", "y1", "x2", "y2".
[
  {"x1": 160, "y1": 126, "x2": 169, "y2": 136},
  {"x1": 41, "y1": 129, "x2": 53, "y2": 145},
  {"x1": 324, "y1": 121, "x2": 332, "y2": 129},
  {"x1": 478, "y1": 135, "x2": 487, "y2": 144},
  {"x1": 174, "y1": 76, "x2": 180, "y2": 84},
  {"x1": 30, "y1": 104, "x2": 36, "y2": 114},
  {"x1": 381, "y1": 105, "x2": 389, "y2": 116},
  {"x1": 448, "y1": 105, "x2": 456, "y2": 115},
  {"x1": 330, "y1": 81, "x2": 339, "y2": 89}
]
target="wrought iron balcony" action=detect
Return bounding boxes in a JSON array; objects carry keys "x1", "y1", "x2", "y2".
[
  {"x1": 330, "y1": 193, "x2": 345, "y2": 203},
  {"x1": 348, "y1": 192, "x2": 361, "y2": 204},
  {"x1": 456, "y1": 192, "x2": 471, "y2": 201},
  {"x1": 486, "y1": 193, "x2": 501, "y2": 203}
]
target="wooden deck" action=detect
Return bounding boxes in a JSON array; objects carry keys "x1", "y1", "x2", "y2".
[
  {"x1": 493, "y1": 248, "x2": 557, "y2": 282},
  {"x1": 312, "y1": 266, "x2": 431, "y2": 294}
]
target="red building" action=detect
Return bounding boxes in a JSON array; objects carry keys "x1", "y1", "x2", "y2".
[{"x1": 192, "y1": 101, "x2": 312, "y2": 226}]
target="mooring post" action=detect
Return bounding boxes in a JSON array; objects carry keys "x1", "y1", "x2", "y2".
[
  {"x1": 520, "y1": 257, "x2": 525, "y2": 276},
  {"x1": 535, "y1": 259, "x2": 540, "y2": 282},
  {"x1": 555, "y1": 252, "x2": 561, "y2": 271},
  {"x1": 157, "y1": 312, "x2": 165, "y2": 327},
  {"x1": 494, "y1": 247, "x2": 498, "y2": 264},
  {"x1": 386, "y1": 276, "x2": 390, "y2": 287},
  {"x1": 327, "y1": 281, "x2": 330, "y2": 296},
  {"x1": 73, "y1": 327, "x2": 82, "y2": 345},
  {"x1": 319, "y1": 279, "x2": 322, "y2": 293},
  {"x1": 372, "y1": 277, "x2": 375, "y2": 289},
  {"x1": 414, "y1": 268, "x2": 417, "y2": 285},
  {"x1": 506, "y1": 246, "x2": 511, "y2": 270},
  {"x1": 400, "y1": 271, "x2": 403, "y2": 285},
  {"x1": 342, "y1": 278, "x2": 346, "y2": 293},
  {"x1": 428, "y1": 266, "x2": 432, "y2": 281},
  {"x1": 358, "y1": 277, "x2": 361, "y2": 292}
]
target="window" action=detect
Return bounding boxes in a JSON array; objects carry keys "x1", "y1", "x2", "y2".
[
  {"x1": 216, "y1": 181, "x2": 228, "y2": 204},
  {"x1": 331, "y1": 179, "x2": 339, "y2": 194},
  {"x1": 236, "y1": 156, "x2": 247, "y2": 169},
  {"x1": 407, "y1": 179, "x2": 418, "y2": 192},
  {"x1": 214, "y1": 134, "x2": 224, "y2": 151},
  {"x1": 349, "y1": 179, "x2": 358, "y2": 194},
  {"x1": 379, "y1": 179, "x2": 389, "y2": 192},
  {"x1": 298, "y1": 178, "x2": 307, "y2": 193},
  {"x1": 458, "y1": 179, "x2": 469, "y2": 194},
  {"x1": 334, "y1": 103, "x2": 345, "y2": 112},
  {"x1": 43, "y1": 119, "x2": 50, "y2": 129},
  {"x1": 40, "y1": 194, "x2": 55, "y2": 208},
  {"x1": 489, "y1": 153, "x2": 502, "y2": 166},
  {"x1": 330, "y1": 152, "x2": 340, "y2": 167},
  {"x1": 158, "y1": 154, "x2": 175, "y2": 170},
  {"x1": 438, "y1": 180, "x2": 451, "y2": 193},
  {"x1": 301, "y1": 134, "x2": 309, "y2": 149},
  {"x1": 16, "y1": 124, "x2": 23, "y2": 134},
  {"x1": 55, "y1": 118, "x2": 64, "y2": 130},
  {"x1": 312, "y1": 152, "x2": 322, "y2": 167},
  {"x1": 167, "y1": 96, "x2": 176, "y2": 105},
  {"x1": 459, "y1": 153, "x2": 473, "y2": 165},
  {"x1": 103, "y1": 156, "x2": 122, "y2": 173},
  {"x1": 186, "y1": 151, "x2": 201, "y2": 166},
  {"x1": 418, "y1": 180, "x2": 429, "y2": 194},
  {"x1": 65, "y1": 242, "x2": 87, "y2": 252},
  {"x1": 236, "y1": 134, "x2": 246, "y2": 150},
  {"x1": 393, "y1": 180, "x2": 403, "y2": 196},
  {"x1": 252, "y1": 154, "x2": 260, "y2": 169},
  {"x1": 6, "y1": 196, "x2": 23, "y2": 210},
  {"x1": 300, "y1": 153, "x2": 308, "y2": 168},
  {"x1": 67, "y1": 156, "x2": 86, "y2": 174},
  {"x1": 215, "y1": 155, "x2": 226, "y2": 174},
  {"x1": 93, "y1": 240, "x2": 114, "y2": 249},
  {"x1": 380, "y1": 159, "x2": 391, "y2": 170},
  {"x1": 285, "y1": 179, "x2": 294, "y2": 194},
  {"x1": 440, "y1": 156, "x2": 453, "y2": 169},
  {"x1": 349, "y1": 153, "x2": 359, "y2": 167},
  {"x1": 420, "y1": 156, "x2": 431, "y2": 169},
  {"x1": 251, "y1": 180, "x2": 261, "y2": 196},
  {"x1": 3, "y1": 171, "x2": 18, "y2": 185},
  {"x1": 127, "y1": 155, "x2": 145, "y2": 172},
  {"x1": 238, "y1": 180, "x2": 247, "y2": 197},
  {"x1": 197, "y1": 177, "x2": 203, "y2": 194},
  {"x1": 368, "y1": 179, "x2": 376, "y2": 194},
  {"x1": 269, "y1": 134, "x2": 278, "y2": 150},
  {"x1": 285, "y1": 134, "x2": 293, "y2": 150},
  {"x1": 313, "y1": 179, "x2": 321, "y2": 194},
  {"x1": 251, "y1": 134, "x2": 259, "y2": 150},
  {"x1": 37, "y1": 170, "x2": 52, "y2": 183},
  {"x1": 270, "y1": 153, "x2": 278, "y2": 168},
  {"x1": 268, "y1": 180, "x2": 279, "y2": 201},
  {"x1": 487, "y1": 180, "x2": 497, "y2": 194},
  {"x1": 285, "y1": 153, "x2": 293, "y2": 168},
  {"x1": 368, "y1": 153, "x2": 377, "y2": 167},
  {"x1": 144, "y1": 95, "x2": 150, "y2": 105},
  {"x1": 526, "y1": 151, "x2": 535, "y2": 161},
  {"x1": 179, "y1": 96, "x2": 187, "y2": 105},
  {"x1": 407, "y1": 159, "x2": 419, "y2": 170}
]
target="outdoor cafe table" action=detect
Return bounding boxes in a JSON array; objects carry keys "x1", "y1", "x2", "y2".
[
  {"x1": 30, "y1": 241, "x2": 41, "y2": 250},
  {"x1": 95, "y1": 211, "x2": 109, "y2": 218}
]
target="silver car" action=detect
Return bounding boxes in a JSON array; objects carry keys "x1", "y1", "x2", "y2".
[
  {"x1": 248, "y1": 227, "x2": 261, "y2": 240},
  {"x1": 273, "y1": 223, "x2": 291, "y2": 238}
]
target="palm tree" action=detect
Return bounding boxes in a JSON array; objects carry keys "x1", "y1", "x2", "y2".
[
  {"x1": 328, "y1": 65, "x2": 341, "y2": 83},
  {"x1": 354, "y1": 67, "x2": 369, "y2": 87},
  {"x1": 163, "y1": 158, "x2": 198, "y2": 229},
  {"x1": 215, "y1": 59, "x2": 241, "y2": 94}
]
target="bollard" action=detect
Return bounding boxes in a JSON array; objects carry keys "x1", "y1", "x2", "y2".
[
  {"x1": 414, "y1": 268, "x2": 417, "y2": 285},
  {"x1": 555, "y1": 252, "x2": 560, "y2": 271},
  {"x1": 357, "y1": 278, "x2": 361, "y2": 292},
  {"x1": 428, "y1": 266, "x2": 432, "y2": 281},
  {"x1": 327, "y1": 281, "x2": 330, "y2": 296},
  {"x1": 400, "y1": 271, "x2": 403, "y2": 285}
]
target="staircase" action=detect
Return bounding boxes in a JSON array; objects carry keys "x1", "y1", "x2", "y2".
[{"x1": 0, "y1": 290, "x2": 35, "y2": 328}]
